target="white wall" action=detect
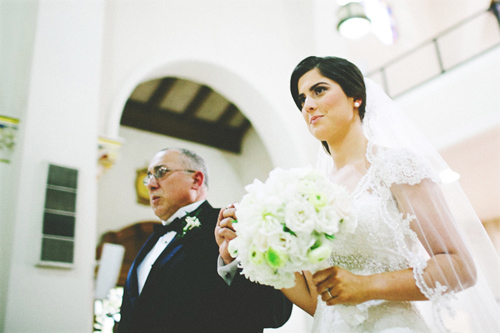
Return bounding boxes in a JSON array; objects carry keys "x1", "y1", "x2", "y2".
[
  {"x1": 396, "y1": 47, "x2": 500, "y2": 223},
  {"x1": 2, "y1": 1, "x2": 105, "y2": 332},
  {"x1": 0, "y1": 0, "x2": 39, "y2": 326},
  {"x1": 97, "y1": 126, "x2": 274, "y2": 236},
  {"x1": 99, "y1": 0, "x2": 319, "y2": 170},
  {"x1": 396, "y1": 46, "x2": 500, "y2": 151}
]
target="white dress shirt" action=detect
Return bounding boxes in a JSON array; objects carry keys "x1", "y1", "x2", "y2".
[
  {"x1": 217, "y1": 255, "x2": 239, "y2": 286},
  {"x1": 137, "y1": 200, "x2": 204, "y2": 295}
]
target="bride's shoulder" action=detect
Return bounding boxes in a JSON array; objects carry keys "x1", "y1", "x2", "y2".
[{"x1": 369, "y1": 146, "x2": 439, "y2": 186}]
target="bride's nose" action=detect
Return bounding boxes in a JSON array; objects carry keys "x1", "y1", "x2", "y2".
[{"x1": 303, "y1": 96, "x2": 317, "y2": 112}]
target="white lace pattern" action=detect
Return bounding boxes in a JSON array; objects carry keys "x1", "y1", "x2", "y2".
[{"x1": 313, "y1": 147, "x2": 436, "y2": 332}]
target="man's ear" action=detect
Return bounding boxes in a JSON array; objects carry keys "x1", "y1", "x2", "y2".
[{"x1": 191, "y1": 171, "x2": 204, "y2": 190}]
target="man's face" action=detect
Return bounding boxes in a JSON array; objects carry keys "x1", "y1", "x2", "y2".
[{"x1": 145, "y1": 150, "x2": 195, "y2": 221}]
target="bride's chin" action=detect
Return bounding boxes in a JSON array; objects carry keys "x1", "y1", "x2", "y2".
[{"x1": 310, "y1": 129, "x2": 329, "y2": 142}]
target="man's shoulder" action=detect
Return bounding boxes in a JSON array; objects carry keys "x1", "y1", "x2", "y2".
[
  {"x1": 189, "y1": 201, "x2": 219, "y2": 235},
  {"x1": 198, "y1": 201, "x2": 220, "y2": 218}
]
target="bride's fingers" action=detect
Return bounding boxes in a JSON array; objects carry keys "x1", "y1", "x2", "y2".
[
  {"x1": 324, "y1": 293, "x2": 339, "y2": 305},
  {"x1": 217, "y1": 226, "x2": 237, "y2": 241},
  {"x1": 312, "y1": 273, "x2": 332, "y2": 289},
  {"x1": 219, "y1": 217, "x2": 235, "y2": 231},
  {"x1": 321, "y1": 288, "x2": 338, "y2": 303},
  {"x1": 316, "y1": 279, "x2": 337, "y2": 301},
  {"x1": 220, "y1": 240, "x2": 235, "y2": 264},
  {"x1": 217, "y1": 208, "x2": 226, "y2": 227},
  {"x1": 222, "y1": 207, "x2": 237, "y2": 219},
  {"x1": 313, "y1": 266, "x2": 339, "y2": 285},
  {"x1": 217, "y1": 204, "x2": 237, "y2": 224}
]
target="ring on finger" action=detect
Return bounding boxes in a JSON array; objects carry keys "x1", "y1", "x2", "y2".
[{"x1": 326, "y1": 287, "x2": 333, "y2": 299}]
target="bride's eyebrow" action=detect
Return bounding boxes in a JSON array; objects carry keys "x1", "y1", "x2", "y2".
[
  {"x1": 299, "y1": 82, "x2": 328, "y2": 96},
  {"x1": 310, "y1": 82, "x2": 328, "y2": 91}
]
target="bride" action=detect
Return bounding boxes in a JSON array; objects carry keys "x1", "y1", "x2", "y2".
[
  {"x1": 280, "y1": 56, "x2": 500, "y2": 332},
  {"x1": 216, "y1": 56, "x2": 500, "y2": 332}
]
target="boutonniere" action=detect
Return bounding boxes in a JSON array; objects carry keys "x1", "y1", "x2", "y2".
[{"x1": 179, "y1": 216, "x2": 201, "y2": 237}]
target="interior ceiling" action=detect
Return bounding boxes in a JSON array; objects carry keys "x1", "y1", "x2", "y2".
[{"x1": 120, "y1": 77, "x2": 250, "y2": 153}]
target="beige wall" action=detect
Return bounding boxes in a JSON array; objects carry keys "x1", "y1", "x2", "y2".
[{"x1": 397, "y1": 47, "x2": 500, "y2": 221}]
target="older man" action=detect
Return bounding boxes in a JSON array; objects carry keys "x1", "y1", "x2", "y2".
[{"x1": 118, "y1": 148, "x2": 292, "y2": 333}]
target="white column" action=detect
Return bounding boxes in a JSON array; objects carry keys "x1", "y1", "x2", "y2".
[{"x1": 3, "y1": 0, "x2": 105, "y2": 331}]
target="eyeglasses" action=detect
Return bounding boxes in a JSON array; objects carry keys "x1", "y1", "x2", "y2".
[{"x1": 143, "y1": 166, "x2": 195, "y2": 186}]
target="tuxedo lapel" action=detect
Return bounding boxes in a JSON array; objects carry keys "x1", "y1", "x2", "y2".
[
  {"x1": 151, "y1": 223, "x2": 201, "y2": 268},
  {"x1": 127, "y1": 232, "x2": 161, "y2": 301},
  {"x1": 140, "y1": 223, "x2": 202, "y2": 298}
]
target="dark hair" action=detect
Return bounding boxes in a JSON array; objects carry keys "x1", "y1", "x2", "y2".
[
  {"x1": 161, "y1": 148, "x2": 209, "y2": 188},
  {"x1": 290, "y1": 56, "x2": 367, "y2": 154}
]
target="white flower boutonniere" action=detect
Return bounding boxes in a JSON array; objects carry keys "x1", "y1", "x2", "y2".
[{"x1": 179, "y1": 216, "x2": 201, "y2": 237}]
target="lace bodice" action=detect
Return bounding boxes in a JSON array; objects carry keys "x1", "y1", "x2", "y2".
[
  {"x1": 329, "y1": 190, "x2": 412, "y2": 275},
  {"x1": 329, "y1": 147, "x2": 436, "y2": 276},
  {"x1": 313, "y1": 147, "x2": 437, "y2": 332}
]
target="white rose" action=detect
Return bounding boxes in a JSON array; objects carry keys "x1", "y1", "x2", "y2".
[
  {"x1": 284, "y1": 200, "x2": 316, "y2": 234},
  {"x1": 316, "y1": 208, "x2": 341, "y2": 235}
]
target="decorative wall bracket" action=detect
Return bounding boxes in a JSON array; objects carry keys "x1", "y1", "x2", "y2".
[
  {"x1": 97, "y1": 136, "x2": 124, "y2": 179},
  {"x1": 0, "y1": 115, "x2": 20, "y2": 163}
]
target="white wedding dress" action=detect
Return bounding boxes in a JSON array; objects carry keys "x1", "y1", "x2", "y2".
[{"x1": 313, "y1": 147, "x2": 433, "y2": 332}]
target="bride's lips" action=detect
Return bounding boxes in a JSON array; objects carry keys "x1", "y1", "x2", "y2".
[{"x1": 310, "y1": 115, "x2": 323, "y2": 125}]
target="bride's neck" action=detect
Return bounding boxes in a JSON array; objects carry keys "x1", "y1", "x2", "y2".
[{"x1": 328, "y1": 127, "x2": 367, "y2": 171}]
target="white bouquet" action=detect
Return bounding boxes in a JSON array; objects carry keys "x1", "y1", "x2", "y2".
[{"x1": 229, "y1": 167, "x2": 357, "y2": 289}]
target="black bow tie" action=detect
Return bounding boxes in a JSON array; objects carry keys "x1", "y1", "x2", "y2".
[{"x1": 153, "y1": 217, "x2": 184, "y2": 236}]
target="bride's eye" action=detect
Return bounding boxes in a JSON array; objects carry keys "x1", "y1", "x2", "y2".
[{"x1": 314, "y1": 86, "x2": 326, "y2": 95}]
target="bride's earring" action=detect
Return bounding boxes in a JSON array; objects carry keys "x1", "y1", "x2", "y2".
[{"x1": 354, "y1": 101, "x2": 361, "y2": 107}]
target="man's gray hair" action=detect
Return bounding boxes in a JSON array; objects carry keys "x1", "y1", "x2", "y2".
[{"x1": 161, "y1": 148, "x2": 209, "y2": 188}]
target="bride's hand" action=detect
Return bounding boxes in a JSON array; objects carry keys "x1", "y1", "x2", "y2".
[
  {"x1": 215, "y1": 204, "x2": 238, "y2": 264},
  {"x1": 312, "y1": 266, "x2": 371, "y2": 306}
]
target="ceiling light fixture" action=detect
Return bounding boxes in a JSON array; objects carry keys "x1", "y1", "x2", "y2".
[{"x1": 337, "y1": 1, "x2": 371, "y2": 39}]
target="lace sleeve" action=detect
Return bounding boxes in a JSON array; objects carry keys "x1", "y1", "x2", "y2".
[
  {"x1": 372, "y1": 147, "x2": 440, "y2": 187},
  {"x1": 359, "y1": 78, "x2": 500, "y2": 331},
  {"x1": 391, "y1": 179, "x2": 477, "y2": 299},
  {"x1": 369, "y1": 147, "x2": 476, "y2": 299}
]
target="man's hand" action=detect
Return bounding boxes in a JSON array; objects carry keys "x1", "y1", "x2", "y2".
[{"x1": 215, "y1": 204, "x2": 238, "y2": 265}]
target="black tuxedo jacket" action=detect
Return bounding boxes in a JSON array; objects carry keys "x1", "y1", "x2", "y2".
[{"x1": 118, "y1": 201, "x2": 292, "y2": 333}]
